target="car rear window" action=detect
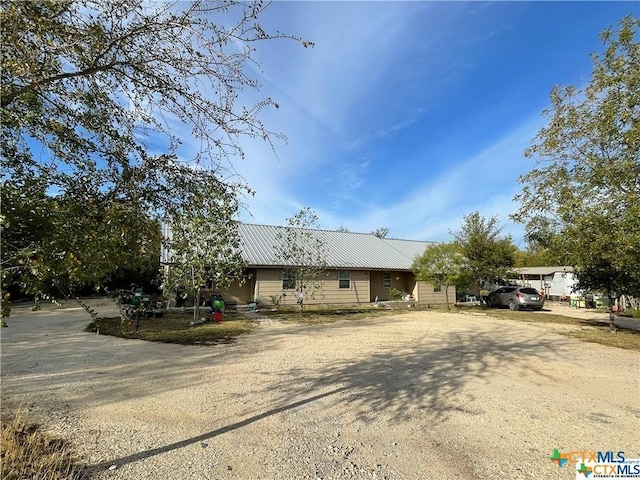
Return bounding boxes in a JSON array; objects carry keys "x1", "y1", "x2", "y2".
[{"x1": 520, "y1": 288, "x2": 540, "y2": 294}]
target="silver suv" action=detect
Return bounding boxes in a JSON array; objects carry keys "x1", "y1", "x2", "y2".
[{"x1": 485, "y1": 286, "x2": 544, "y2": 311}]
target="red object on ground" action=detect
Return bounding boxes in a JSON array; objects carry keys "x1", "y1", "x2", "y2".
[{"x1": 212, "y1": 311, "x2": 223, "y2": 323}]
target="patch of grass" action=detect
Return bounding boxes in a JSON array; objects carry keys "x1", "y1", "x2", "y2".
[
  {"x1": 258, "y1": 305, "x2": 416, "y2": 325},
  {"x1": 0, "y1": 409, "x2": 86, "y2": 480},
  {"x1": 455, "y1": 304, "x2": 640, "y2": 350},
  {"x1": 490, "y1": 309, "x2": 585, "y2": 326},
  {"x1": 618, "y1": 309, "x2": 640, "y2": 320},
  {"x1": 86, "y1": 312, "x2": 254, "y2": 345},
  {"x1": 565, "y1": 327, "x2": 640, "y2": 351}
]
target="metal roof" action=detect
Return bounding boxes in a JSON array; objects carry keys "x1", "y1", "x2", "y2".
[
  {"x1": 515, "y1": 266, "x2": 574, "y2": 276},
  {"x1": 238, "y1": 223, "x2": 432, "y2": 270}
]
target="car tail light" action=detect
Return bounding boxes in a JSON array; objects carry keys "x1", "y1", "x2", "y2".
[{"x1": 516, "y1": 293, "x2": 524, "y2": 298}]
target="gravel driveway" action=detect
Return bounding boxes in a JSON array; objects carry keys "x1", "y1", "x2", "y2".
[{"x1": 1, "y1": 300, "x2": 639, "y2": 479}]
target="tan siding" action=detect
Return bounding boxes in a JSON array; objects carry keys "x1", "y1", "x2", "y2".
[
  {"x1": 213, "y1": 269, "x2": 256, "y2": 304},
  {"x1": 254, "y1": 268, "x2": 371, "y2": 306},
  {"x1": 254, "y1": 268, "x2": 291, "y2": 305},
  {"x1": 316, "y1": 270, "x2": 370, "y2": 305},
  {"x1": 370, "y1": 271, "x2": 385, "y2": 302},
  {"x1": 220, "y1": 268, "x2": 455, "y2": 306},
  {"x1": 223, "y1": 279, "x2": 252, "y2": 304},
  {"x1": 415, "y1": 281, "x2": 456, "y2": 305},
  {"x1": 370, "y1": 271, "x2": 414, "y2": 301}
]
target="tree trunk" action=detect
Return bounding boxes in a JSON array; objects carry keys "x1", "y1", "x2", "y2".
[
  {"x1": 194, "y1": 287, "x2": 201, "y2": 325},
  {"x1": 445, "y1": 285, "x2": 450, "y2": 310},
  {"x1": 609, "y1": 295, "x2": 617, "y2": 333}
]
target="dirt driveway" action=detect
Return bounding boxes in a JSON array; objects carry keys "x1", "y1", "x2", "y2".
[{"x1": 1, "y1": 300, "x2": 639, "y2": 479}]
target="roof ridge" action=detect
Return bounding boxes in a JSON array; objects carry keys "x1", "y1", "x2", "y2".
[{"x1": 240, "y1": 222, "x2": 434, "y2": 241}]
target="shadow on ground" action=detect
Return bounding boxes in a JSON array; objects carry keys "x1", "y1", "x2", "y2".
[
  {"x1": 88, "y1": 324, "x2": 562, "y2": 472},
  {"x1": 266, "y1": 326, "x2": 560, "y2": 424}
]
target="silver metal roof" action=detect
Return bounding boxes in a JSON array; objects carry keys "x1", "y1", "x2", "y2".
[
  {"x1": 238, "y1": 223, "x2": 432, "y2": 270},
  {"x1": 514, "y1": 266, "x2": 574, "y2": 276}
]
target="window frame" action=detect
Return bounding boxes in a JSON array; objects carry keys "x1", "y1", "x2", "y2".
[
  {"x1": 383, "y1": 272, "x2": 392, "y2": 288},
  {"x1": 338, "y1": 270, "x2": 351, "y2": 289},
  {"x1": 282, "y1": 269, "x2": 297, "y2": 290}
]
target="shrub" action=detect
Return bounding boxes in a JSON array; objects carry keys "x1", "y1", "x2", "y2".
[{"x1": 388, "y1": 288, "x2": 404, "y2": 301}]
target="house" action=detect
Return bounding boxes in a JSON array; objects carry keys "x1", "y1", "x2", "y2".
[
  {"x1": 509, "y1": 266, "x2": 578, "y2": 301},
  {"x1": 163, "y1": 223, "x2": 452, "y2": 307}
]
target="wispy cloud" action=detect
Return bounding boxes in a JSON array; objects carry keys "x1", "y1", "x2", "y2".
[{"x1": 148, "y1": 1, "x2": 631, "y2": 249}]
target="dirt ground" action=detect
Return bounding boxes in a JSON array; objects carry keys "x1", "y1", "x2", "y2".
[{"x1": 1, "y1": 299, "x2": 639, "y2": 480}]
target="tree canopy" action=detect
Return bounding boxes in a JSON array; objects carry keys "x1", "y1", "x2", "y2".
[
  {"x1": 371, "y1": 227, "x2": 390, "y2": 238},
  {"x1": 512, "y1": 16, "x2": 640, "y2": 301},
  {"x1": 274, "y1": 208, "x2": 328, "y2": 310},
  {"x1": 162, "y1": 179, "x2": 245, "y2": 322},
  {"x1": 1, "y1": 0, "x2": 308, "y2": 299},
  {"x1": 412, "y1": 242, "x2": 468, "y2": 310},
  {"x1": 1, "y1": 176, "x2": 161, "y2": 298},
  {"x1": 451, "y1": 212, "x2": 516, "y2": 294}
]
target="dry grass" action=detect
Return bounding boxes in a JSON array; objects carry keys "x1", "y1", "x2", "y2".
[
  {"x1": 456, "y1": 304, "x2": 640, "y2": 351},
  {"x1": 259, "y1": 305, "x2": 412, "y2": 324},
  {"x1": 565, "y1": 328, "x2": 640, "y2": 350},
  {"x1": 86, "y1": 304, "x2": 640, "y2": 351},
  {"x1": 86, "y1": 312, "x2": 254, "y2": 345},
  {"x1": 0, "y1": 409, "x2": 86, "y2": 480}
]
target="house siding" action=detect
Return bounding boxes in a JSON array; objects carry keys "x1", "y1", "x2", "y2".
[
  {"x1": 414, "y1": 281, "x2": 455, "y2": 305},
  {"x1": 224, "y1": 276, "x2": 253, "y2": 305},
  {"x1": 216, "y1": 269, "x2": 453, "y2": 307},
  {"x1": 370, "y1": 271, "x2": 414, "y2": 301},
  {"x1": 248, "y1": 268, "x2": 372, "y2": 306}
]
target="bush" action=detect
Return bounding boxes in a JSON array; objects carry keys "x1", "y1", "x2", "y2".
[{"x1": 388, "y1": 288, "x2": 404, "y2": 301}]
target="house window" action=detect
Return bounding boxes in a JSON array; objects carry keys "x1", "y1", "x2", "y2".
[
  {"x1": 433, "y1": 281, "x2": 443, "y2": 293},
  {"x1": 339, "y1": 270, "x2": 351, "y2": 289},
  {"x1": 282, "y1": 269, "x2": 297, "y2": 290},
  {"x1": 383, "y1": 272, "x2": 392, "y2": 288}
]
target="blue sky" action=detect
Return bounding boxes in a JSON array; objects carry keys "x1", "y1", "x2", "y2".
[{"x1": 212, "y1": 2, "x2": 638, "y2": 246}]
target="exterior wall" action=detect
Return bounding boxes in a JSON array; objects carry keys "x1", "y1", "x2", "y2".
[
  {"x1": 171, "y1": 265, "x2": 456, "y2": 307},
  {"x1": 252, "y1": 268, "x2": 371, "y2": 306},
  {"x1": 215, "y1": 268, "x2": 455, "y2": 306},
  {"x1": 414, "y1": 280, "x2": 431, "y2": 304},
  {"x1": 415, "y1": 281, "x2": 456, "y2": 306},
  {"x1": 222, "y1": 274, "x2": 254, "y2": 304},
  {"x1": 315, "y1": 270, "x2": 370, "y2": 305},
  {"x1": 370, "y1": 271, "x2": 415, "y2": 302}
]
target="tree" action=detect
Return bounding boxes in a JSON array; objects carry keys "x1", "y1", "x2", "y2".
[
  {"x1": 336, "y1": 226, "x2": 350, "y2": 233},
  {"x1": 412, "y1": 243, "x2": 468, "y2": 310},
  {"x1": 1, "y1": 176, "x2": 161, "y2": 299},
  {"x1": 513, "y1": 242, "x2": 556, "y2": 268},
  {"x1": 162, "y1": 176, "x2": 245, "y2": 325},
  {"x1": 274, "y1": 208, "x2": 328, "y2": 311},
  {"x1": 371, "y1": 227, "x2": 390, "y2": 238},
  {"x1": 451, "y1": 212, "x2": 516, "y2": 300},
  {"x1": 512, "y1": 16, "x2": 640, "y2": 330},
  {"x1": 1, "y1": 0, "x2": 309, "y2": 303}
]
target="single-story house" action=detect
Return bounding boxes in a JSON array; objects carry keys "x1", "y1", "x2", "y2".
[
  {"x1": 509, "y1": 266, "x2": 579, "y2": 301},
  {"x1": 162, "y1": 223, "x2": 452, "y2": 307}
]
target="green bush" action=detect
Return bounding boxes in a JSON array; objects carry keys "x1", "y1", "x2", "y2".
[{"x1": 388, "y1": 288, "x2": 404, "y2": 301}]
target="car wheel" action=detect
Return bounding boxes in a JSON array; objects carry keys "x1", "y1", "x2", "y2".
[
  {"x1": 485, "y1": 298, "x2": 492, "y2": 307},
  {"x1": 508, "y1": 300, "x2": 519, "y2": 311}
]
